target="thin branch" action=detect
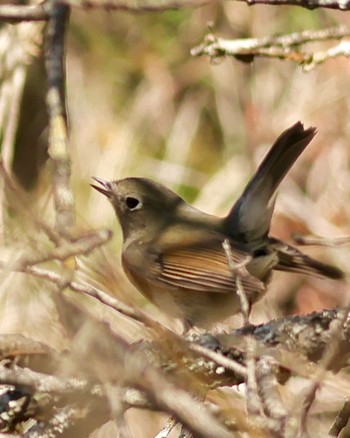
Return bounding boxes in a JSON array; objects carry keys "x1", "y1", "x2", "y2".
[
  {"x1": 0, "y1": 258, "x2": 162, "y2": 329},
  {"x1": 0, "y1": 4, "x2": 49, "y2": 23},
  {"x1": 0, "y1": 0, "x2": 212, "y2": 21},
  {"x1": 245, "y1": 338, "x2": 265, "y2": 417},
  {"x1": 255, "y1": 356, "x2": 288, "y2": 421},
  {"x1": 0, "y1": 333, "x2": 53, "y2": 358},
  {"x1": 1, "y1": 68, "x2": 26, "y2": 173},
  {"x1": 222, "y1": 239, "x2": 273, "y2": 427},
  {"x1": 192, "y1": 26, "x2": 350, "y2": 69},
  {"x1": 189, "y1": 342, "x2": 247, "y2": 378},
  {"x1": 294, "y1": 233, "x2": 350, "y2": 247},
  {"x1": 31, "y1": 265, "x2": 149, "y2": 322},
  {"x1": 7, "y1": 229, "x2": 112, "y2": 271},
  {"x1": 0, "y1": 352, "x2": 152, "y2": 408},
  {"x1": 303, "y1": 40, "x2": 350, "y2": 71},
  {"x1": 222, "y1": 238, "x2": 253, "y2": 323},
  {"x1": 0, "y1": 364, "x2": 87, "y2": 393},
  {"x1": 236, "y1": 0, "x2": 350, "y2": 10},
  {"x1": 64, "y1": 0, "x2": 211, "y2": 11},
  {"x1": 44, "y1": 0, "x2": 74, "y2": 234}
]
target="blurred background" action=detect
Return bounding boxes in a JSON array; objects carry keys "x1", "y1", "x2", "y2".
[
  {"x1": 1, "y1": 2, "x2": 350, "y2": 436},
  {"x1": 67, "y1": 3, "x2": 350, "y2": 324}
]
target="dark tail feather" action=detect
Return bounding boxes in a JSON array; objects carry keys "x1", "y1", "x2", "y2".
[
  {"x1": 226, "y1": 122, "x2": 317, "y2": 242},
  {"x1": 274, "y1": 242, "x2": 344, "y2": 280}
]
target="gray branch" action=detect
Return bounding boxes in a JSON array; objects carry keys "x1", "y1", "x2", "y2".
[
  {"x1": 0, "y1": 4, "x2": 49, "y2": 22},
  {"x1": 192, "y1": 26, "x2": 350, "y2": 69}
]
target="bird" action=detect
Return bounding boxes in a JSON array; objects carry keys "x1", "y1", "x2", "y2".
[{"x1": 91, "y1": 122, "x2": 343, "y2": 330}]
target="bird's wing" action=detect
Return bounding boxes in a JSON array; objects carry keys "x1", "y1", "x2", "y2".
[{"x1": 150, "y1": 244, "x2": 265, "y2": 295}]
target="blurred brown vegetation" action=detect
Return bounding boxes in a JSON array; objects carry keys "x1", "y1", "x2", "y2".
[
  {"x1": 69, "y1": 5, "x2": 350, "y2": 321},
  {"x1": 1, "y1": 1, "x2": 350, "y2": 437}
]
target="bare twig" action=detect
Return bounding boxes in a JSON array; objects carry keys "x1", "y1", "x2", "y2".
[
  {"x1": 0, "y1": 364, "x2": 87, "y2": 393},
  {"x1": 0, "y1": 0, "x2": 211, "y2": 21},
  {"x1": 6, "y1": 229, "x2": 112, "y2": 271},
  {"x1": 0, "y1": 257, "x2": 164, "y2": 330},
  {"x1": 192, "y1": 26, "x2": 350, "y2": 69},
  {"x1": 294, "y1": 233, "x2": 350, "y2": 247},
  {"x1": 189, "y1": 342, "x2": 247, "y2": 378},
  {"x1": 65, "y1": 0, "x2": 211, "y2": 11},
  {"x1": 236, "y1": 276, "x2": 251, "y2": 324},
  {"x1": 245, "y1": 338, "x2": 265, "y2": 417},
  {"x1": 0, "y1": 357, "x2": 151, "y2": 409},
  {"x1": 1, "y1": 69, "x2": 26, "y2": 173},
  {"x1": 0, "y1": 4, "x2": 49, "y2": 23},
  {"x1": 303, "y1": 40, "x2": 350, "y2": 71},
  {"x1": 222, "y1": 239, "x2": 268, "y2": 426},
  {"x1": 235, "y1": 0, "x2": 350, "y2": 10},
  {"x1": 255, "y1": 356, "x2": 287, "y2": 421},
  {"x1": 222, "y1": 239, "x2": 252, "y2": 323},
  {"x1": 0, "y1": 333, "x2": 53, "y2": 359},
  {"x1": 27, "y1": 265, "x2": 149, "y2": 322},
  {"x1": 44, "y1": 0, "x2": 74, "y2": 234}
]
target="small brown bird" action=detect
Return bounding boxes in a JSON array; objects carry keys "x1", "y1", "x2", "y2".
[{"x1": 92, "y1": 122, "x2": 343, "y2": 329}]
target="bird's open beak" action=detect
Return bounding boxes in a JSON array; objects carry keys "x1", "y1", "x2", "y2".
[{"x1": 91, "y1": 177, "x2": 112, "y2": 198}]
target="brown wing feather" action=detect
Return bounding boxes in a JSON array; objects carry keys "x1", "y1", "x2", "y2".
[{"x1": 151, "y1": 246, "x2": 265, "y2": 294}]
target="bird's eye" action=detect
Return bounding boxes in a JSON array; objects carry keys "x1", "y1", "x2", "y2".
[{"x1": 125, "y1": 196, "x2": 141, "y2": 210}]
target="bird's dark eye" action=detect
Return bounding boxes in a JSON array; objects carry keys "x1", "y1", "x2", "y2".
[{"x1": 125, "y1": 196, "x2": 140, "y2": 210}]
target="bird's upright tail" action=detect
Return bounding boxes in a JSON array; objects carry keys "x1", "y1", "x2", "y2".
[{"x1": 225, "y1": 122, "x2": 317, "y2": 242}]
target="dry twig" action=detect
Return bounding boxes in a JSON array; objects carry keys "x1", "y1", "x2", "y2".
[
  {"x1": 192, "y1": 26, "x2": 350, "y2": 70},
  {"x1": 236, "y1": 0, "x2": 350, "y2": 10},
  {"x1": 65, "y1": 0, "x2": 211, "y2": 11},
  {"x1": 44, "y1": 0, "x2": 74, "y2": 234},
  {"x1": 294, "y1": 233, "x2": 350, "y2": 247},
  {"x1": 222, "y1": 238, "x2": 253, "y2": 324},
  {"x1": 0, "y1": 4, "x2": 48, "y2": 23}
]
